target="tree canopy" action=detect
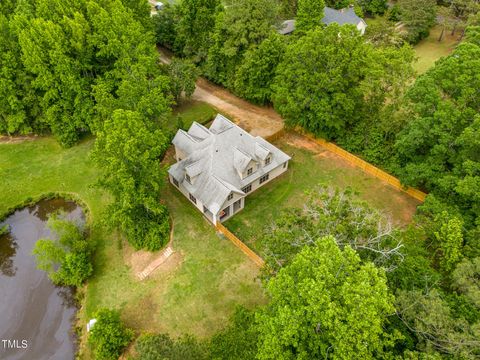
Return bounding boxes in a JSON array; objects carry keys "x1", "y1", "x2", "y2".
[
  {"x1": 204, "y1": 0, "x2": 280, "y2": 89},
  {"x1": 256, "y1": 236, "x2": 395, "y2": 359},
  {"x1": 32, "y1": 214, "x2": 93, "y2": 287},
  {"x1": 296, "y1": 0, "x2": 325, "y2": 33},
  {"x1": 0, "y1": 0, "x2": 171, "y2": 146},
  {"x1": 92, "y1": 110, "x2": 171, "y2": 251}
]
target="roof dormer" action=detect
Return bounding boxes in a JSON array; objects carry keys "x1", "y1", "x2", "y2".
[{"x1": 184, "y1": 160, "x2": 203, "y2": 185}]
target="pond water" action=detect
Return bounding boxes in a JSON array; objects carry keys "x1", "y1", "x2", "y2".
[{"x1": 0, "y1": 198, "x2": 84, "y2": 360}]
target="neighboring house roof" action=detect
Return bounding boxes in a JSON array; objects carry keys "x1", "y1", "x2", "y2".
[
  {"x1": 278, "y1": 7, "x2": 366, "y2": 35},
  {"x1": 323, "y1": 6, "x2": 364, "y2": 27},
  {"x1": 169, "y1": 114, "x2": 291, "y2": 216}
]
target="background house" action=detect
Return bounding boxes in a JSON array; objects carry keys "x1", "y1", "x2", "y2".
[{"x1": 278, "y1": 6, "x2": 367, "y2": 35}]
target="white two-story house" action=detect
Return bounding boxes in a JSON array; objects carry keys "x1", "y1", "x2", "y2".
[{"x1": 168, "y1": 114, "x2": 291, "y2": 225}]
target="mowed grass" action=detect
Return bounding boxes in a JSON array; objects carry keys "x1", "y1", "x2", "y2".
[
  {"x1": 225, "y1": 134, "x2": 420, "y2": 254},
  {"x1": 0, "y1": 103, "x2": 264, "y2": 343},
  {"x1": 413, "y1": 25, "x2": 460, "y2": 74},
  {"x1": 161, "y1": 99, "x2": 218, "y2": 133}
]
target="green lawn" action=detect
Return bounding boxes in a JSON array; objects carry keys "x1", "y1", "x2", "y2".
[
  {"x1": 413, "y1": 25, "x2": 460, "y2": 74},
  {"x1": 225, "y1": 136, "x2": 420, "y2": 254},
  {"x1": 161, "y1": 99, "x2": 218, "y2": 133},
  {"x1": 0, "y1": 104, "x2": 264, "y2": 354}
]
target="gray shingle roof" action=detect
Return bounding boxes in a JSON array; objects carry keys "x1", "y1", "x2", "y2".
[
  {"x1": 323, "y1": 7, "x2": 364, "y2": 26},
  {"x1": 169, "y1": 115, "x2": 291, "y2": 215},
  {"x1": 277, "y1": 7, "x2": 365, "y2": 35}
]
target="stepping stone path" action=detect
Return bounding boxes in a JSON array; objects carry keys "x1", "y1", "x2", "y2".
[{"x1": 137, "y1": 246, "x2": 174, "y2": 280}]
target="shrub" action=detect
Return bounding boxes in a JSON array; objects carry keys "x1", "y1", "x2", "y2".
[
  {"x1": 32, "y1": 215, "x2": 93, "y2": 287},
  {"x1": 89, "y1": 309, "x2": 134, "y2": 360}
]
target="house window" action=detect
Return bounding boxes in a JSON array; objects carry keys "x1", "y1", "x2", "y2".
[
  {"x1": 259, "y1": 173, "x2": 270, "y2": 184},
  {"x1": 185, "y1": 174, "x2": 191, "y2": 184},
  {"x1": 265, "y1": 157, "x2": 271, "y2": 166},
  {"x1": 227, "y1": 193, "x2": 233, "y2": 201},
  {"x1": 172, "y1": 177, "x2": 179, "y2": 187},
  {"x1": 283, "y1": 162, "x2": 287, "y2": 169},
  {"x1": 242, "y1": 184, "x2": 252, "y2": 194},
  {"x1": 247, "y1": 168, "x2": 253, "y2": 176},
  {"x1": 189, "y1": 193, "x2": 197, "y2": 204}
]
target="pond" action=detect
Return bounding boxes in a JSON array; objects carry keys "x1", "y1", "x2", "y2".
[{"x1": 0, "y1": 198, "x2": 85, "y2": 360}]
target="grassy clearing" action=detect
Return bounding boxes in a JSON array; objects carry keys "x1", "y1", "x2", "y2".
[
  {"x1": 413, "y1": 25, "x2": 460, "y2": 74},
  {"x1": 0, "y1": 102, "x2": 264, "y2": 354},
  {"x1": 225, "y1": 133, "x2": 420, "y2": 254},
  {"x1": 162, "y1": 99, "x2": 218, "y2": 133}
]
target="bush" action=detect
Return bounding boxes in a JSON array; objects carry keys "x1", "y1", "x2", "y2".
[
  {"x1": 32, "y1": 215, "x2": 93, "y2": 287},
  {"x1": 89, "y1": 309, "x2": 134, "y2": 360}
]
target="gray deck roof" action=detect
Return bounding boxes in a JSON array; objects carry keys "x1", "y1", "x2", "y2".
[
  {"x1": 169, "y1": 115, "x2": 291, "y2": 215},
  {"x1": 278, "y1": 7, "x2": 365, "y2": 35}
]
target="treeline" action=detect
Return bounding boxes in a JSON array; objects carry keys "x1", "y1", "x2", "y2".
[{"x1": 0, "y1": 0, "x2": 193, "y2": 251}]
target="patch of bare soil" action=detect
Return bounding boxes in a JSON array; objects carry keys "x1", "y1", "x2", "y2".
[
  {"x1": 125, "y1": 246, "x2": 159, "y2": 275},
  {"x1": 0, "y1": 135, "x2": 40, "y2": 143},
  {"x1": 192, "y1": 79, "x2": 284, "y2": 139},
  {"x1": 148, "y1": 251, "x2": 184, "y2": 278},
  {"x1": 284, "y1": 132, "x2": 325, "y2": 154}
]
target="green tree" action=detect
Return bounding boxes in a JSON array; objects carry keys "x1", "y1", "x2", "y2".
[
  {"x1": 449, "y1": 0, "x2": 480, "y2": 37},
  {"x1": 92, "y1": 110, "x2": 171, "y2": 251},
  {"x1": 1, "y1": 0, "x2": 170, "y2": 145},
  {"x1": 397, "y1": 0, "x2": 437, "y2": 44},
  {"x1": 0, "y1": 13, "x2": 38, "y2": 135},
  {"x1": 279, "y1": 0, "x2": 298, "y2": 17},
  {"x1": 434, "y1": 212, "x2": 464, "y2": 272},
  {"x1": 208, "y1": 307, "x2": 258, "y2": 360},
  {"x1": 32, "y1": 215, "x2": 93, "y2": 287},
  {"x1": 17, "y1": 0, "x2": 94, "y2": 146},
  {"x1": 234, "y1": 33, "x2": 286, "y2": 104},
  {"x1": 204, "y1": 0, "x2": 280, "y2": 89},
  {"x1": 452, "y1": 257, "x2": 480, "y2": 308},
  {"x1": 272, "y1": 24, "x2": 369, "y2": 138},
  {"x1": 357, "y1": 0, "x2": 387, "y2": 14},
  {"x1": 175, "y1": 0, "x2": 221, "y2": 62},
  {"x1": 89, "y1": 308, "x2": 134, "y2": 360},
  {"x1": 296, "y1": 0, "x2": 325, "y2": 33},
  {"x1": 152, "y1": 3, "x2": 178, "y2": 50},
  {"x1": 395, "y1": 39, "x2": 480, "y2": 243},
  {"x1": 341, "y1": 44, "x2": 414, "y2": 164},
  {"x1": 166, "y1": 58, "x2": 199, "y2": 102},
  {"x1": 396, "y1": 289, "x2": 480, "y2": 358},
  {"x1": 260, "y1": 186, "x2": 403, "y2": 278},
  {"x1": 256, "y1": 236, "x2": 395, "y2": 359}
]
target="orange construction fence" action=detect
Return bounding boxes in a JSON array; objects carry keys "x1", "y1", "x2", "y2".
[
  {"x1": 300, "y1": 132, "x2": 427, "y2": 203},
  {"x1": 216, "y1": 223, "x2": 265, "y2": 267}
]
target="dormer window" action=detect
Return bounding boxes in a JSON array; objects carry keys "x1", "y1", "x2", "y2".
[
  {"x1": 186, "y1": 174, "x2": 191, "y2": 184},
  {"x1": 227, "y1": 193, "x2": 233, "y2": 201},
  {"x1": 265, "y1": 156, "x2": 271, "y2": 166},
  {"x1": 247, "y1": 168, "x2": 253, "y2": 176}
]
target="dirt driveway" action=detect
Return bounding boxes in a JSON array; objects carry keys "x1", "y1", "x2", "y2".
[{"x1": 158, "y1": 47, "x2": 285, "y2": 139}]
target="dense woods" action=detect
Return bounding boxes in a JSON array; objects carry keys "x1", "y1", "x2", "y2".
[
  {"x1": 0, "y1": 0, "x2": 175, "y2": 250},
  {"x1": 2, "y1": 0, "x2": 480, "y2": 358}
]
